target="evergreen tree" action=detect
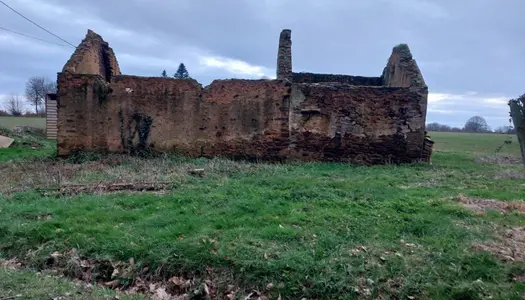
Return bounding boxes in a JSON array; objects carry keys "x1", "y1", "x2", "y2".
[
  {"x1": 161, "y1": 70, "x2": 168, "y2": 78},
  {"x1": 174, "y1": 63, "x2": 190, "y2": 79}
]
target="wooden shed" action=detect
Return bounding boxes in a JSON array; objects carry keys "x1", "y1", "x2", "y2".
[{"x1": 45, "y1": 93, "x2": 58, "y2": 140}]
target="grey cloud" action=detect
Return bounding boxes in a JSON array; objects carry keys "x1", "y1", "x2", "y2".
[
  {"x1": 427, "y1": 93, "x2": 513, "y2": 129},
  {"x1": 1, "y1": 0, "x2": 524, "y2": 127}
]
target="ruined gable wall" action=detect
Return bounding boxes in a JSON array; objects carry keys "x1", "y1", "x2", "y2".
[
  {"x1": 292, "y1": 72, "x2": 383, "y2": 86},
  {"x1": 62, "y1": 30, "x2": 121, "y2": 80},
  {"x1": 382, "y1": 44, "x2": 426, "y2": 88}
]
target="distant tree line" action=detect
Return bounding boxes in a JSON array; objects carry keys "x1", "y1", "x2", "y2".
[
  {"x1": 427, "y1": 115, "x2": 516, "y2": 134},
  {"x1": 426, "y1": 123, "x2": 463, "y2": 132}
]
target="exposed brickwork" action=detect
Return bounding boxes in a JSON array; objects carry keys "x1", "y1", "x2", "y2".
[
  {"x1": 56, "y1": 29, "x2": 431, "y2": 164},
  {"x1": 62, "y1": 30, "x2": 121, "y2": 81},
  {"x1": 57, "y1": 73, "x2": 292, "y2": 160},
  {"x1": 382, "y1": 44, "x2": 426, "y2": 88},
  {"x1": 288, "y1": 84, "x2": 427, "y2": 164},
  {"x1": 292, "y1": 72, "x2": 383, "y2": 86},
  {"x1": 276, "y1": 29, "x2": 292, "y2": 81}
]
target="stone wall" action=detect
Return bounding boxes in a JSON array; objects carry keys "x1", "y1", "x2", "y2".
[
  {"x1": 289, "y1": 84, "x2": 427, "y2": 164},
  {"x1": 56, "y1": 29, "x2": 430, "y2": 164},
  {"x1": 57, "y1": 73, "x2": 427, "y2": 164},
  {"x1": 292, "y1": 72, "x2": 383, "y2": 86},
  {"x1": 57, "y1": 73, "x2": 292, "y2": 160}
]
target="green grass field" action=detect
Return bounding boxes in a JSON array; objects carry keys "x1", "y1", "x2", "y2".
[
  {"x1": 0, "y1": 267, "x2": 142, "y2": 300},
  {"x1": 0, "y1": 132, "x2": 524, "y2": 299},
  {"x1": 429, "y1": 131, "x2": 520, "y2": 157},
  {"x1": 0, "y1": 116, "x2": 46, "y2": 129}
]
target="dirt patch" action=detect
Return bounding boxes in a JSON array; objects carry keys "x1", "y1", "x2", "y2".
[
  {"x1": 494, "y1": 169, "x2": 525, "y2": 180},
  {"x1": 455, "y1": 194, "x2": 525, "y2": 215},
  {"x1": 476, "y1": 155, "x2": 523, "y2": 165},
  {"x1": 472, "y1": 227, "x2": 525, "y2": 262}
]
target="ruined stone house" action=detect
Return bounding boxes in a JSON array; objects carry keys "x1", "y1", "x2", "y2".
[{"x1": 53, "y1": 29, "x2": 432, "y2": 164}]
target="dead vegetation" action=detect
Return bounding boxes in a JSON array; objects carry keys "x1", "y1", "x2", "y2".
[
  {"x1": 494, "y1": 169, "x2": 525, "y2": 180},
  {"x1": 0, "y1": 154, "x2": 287, "y2": 195},
  {"x1": 1, "y1": 249, "x2": 272, "y2": 300},
  {"x1": 35, "y1": 182, "x2": 175, "y2": 196},
  {"x1": 455, "y1": 194, "x2": 525, "y2": 215}
]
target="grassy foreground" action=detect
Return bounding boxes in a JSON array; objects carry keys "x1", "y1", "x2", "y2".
[
  {"x1": 0, "y1": 267, "x2": 141, "y2": 300},
  {"x1": 0, "y1": 132, "x2": 524, "y2": 299}
]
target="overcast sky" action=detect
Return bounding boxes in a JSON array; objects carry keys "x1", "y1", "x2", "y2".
[{"x1": 1, "y1": 0, "x2": 524, "y2": 129}]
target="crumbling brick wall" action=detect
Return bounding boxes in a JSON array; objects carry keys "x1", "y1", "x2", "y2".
[
  {"x1": 288, "y1": 84, "x2": 426, "y2": 164},
  {"x1": 57, "y1": 29, "x2": 430, "y2": 164},
  {"x1": 57, "y1": 73, "x2": 292, "y2": 160}
]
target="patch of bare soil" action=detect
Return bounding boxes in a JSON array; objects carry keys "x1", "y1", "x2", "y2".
[
  {"x1": 476, "y1": 155, "x2": 523, "y2": 165},
  {"x1": 1, "y1": 249, "x2": 273, "y2": 300},
  {"x1": 455, "y1": 194, "x2": 525, "y2": 215},
  {"x1": 494, "y1": 169, "x2": 525, "y2": 180},
  {"x1": 472, "y1": 227, "x2": 525, "y2": 262}
]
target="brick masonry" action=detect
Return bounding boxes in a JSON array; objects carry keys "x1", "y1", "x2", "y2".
[
  {"x1": 56, "y1": 29, "x2": 431, "y2": 164},
  {"x1": 276, "y1": 29, "x2": 292, "y2": 81}
]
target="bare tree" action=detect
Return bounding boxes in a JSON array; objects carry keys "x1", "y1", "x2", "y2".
[
  {"x1": 463, "y1": 116, "x2": 491, "y2": 133},
  {"x1": 4, "y1": 93, "x2": 24, "y2": 116},
  {"x1": 25, "y1": 76, "x2": 56, "y2": 115},
  {"x1": 509, "y1": 94, "x2": 525, "y2": 166}
]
